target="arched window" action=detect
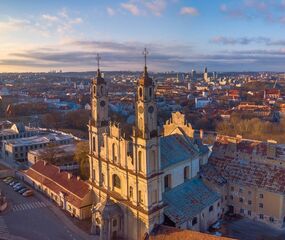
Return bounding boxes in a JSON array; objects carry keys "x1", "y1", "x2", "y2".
[
  {"x1": 100, "y1": 86, "x2": 103, "y2": 95},
  {"x1": 184, "y1": 166, "x2": 189, "y2": 181},
  {"x1": 139, "y1": 88, "x2": 143, "y2": 98},
  {"x1": 209, "y1": 205, "x2": 214, "y2": 212},
  {"x1": 113, "y1": 174, "x2": 121, "y2": 188},
  {"x1": 138, "y1": 151, "x2": 142, "y2": 172},
  {"x1": 149, "y1": 87, "x2": 152, "y2": 97},
  {"x1": 93, "y1": 86, "x2": 96, "y2": 94},
  {"x1": 192, "y1": 217, "x2": 198, "y2": 226}
]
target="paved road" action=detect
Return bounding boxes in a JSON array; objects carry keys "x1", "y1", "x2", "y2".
[{"x1": 0, "y1": 179, "x2": 84, "y2": 240}]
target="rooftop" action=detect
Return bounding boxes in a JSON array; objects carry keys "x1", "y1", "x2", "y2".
[
  {"x1": 160, "y1": 134, "x2": 199, "y2": 169},
  {"x1": 163, "y1": 178, "x2": 220, "y2": 225}
]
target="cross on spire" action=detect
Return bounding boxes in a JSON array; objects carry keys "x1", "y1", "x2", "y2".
[
  {"x1": 96, "y1": 53, "x2": 101, "y2": 70},
  {"x1": 142, "y1": 48, "x2": 149, "y2": 68}
]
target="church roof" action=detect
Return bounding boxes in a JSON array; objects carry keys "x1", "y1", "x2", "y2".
[
  {"x1": 160, "y1": 134, "x2": 199, "y2": 169},
  {"x1": 139, "y1": 66, "x2": 153, "y2": 87},
  {"x1": 163, "y1": 178, "x2": 220, "y2": 225},
  {"x1": 148, "y1": 225, "x2": 235, "y2": 240}
]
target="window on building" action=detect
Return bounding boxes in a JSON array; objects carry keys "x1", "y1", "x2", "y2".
[
  {"x1": 225, "y1": 196, "x2": 227, "y2": 200},
  {"x1": 248, "y1": 200, "x2": 252, "y2": 205},
  {"x1": 239, "y1": 198, "x2": 243, "y2": 203},
  {"x1": 113, "y1": 219, "x2": 117, "y2": 227},
  {"x1": 129, "y1": 186, "x2": 133, "y2": 199},
  {"x1": 112, "y1": 143, "x2": 117, "y2": 162},
  {"x1": 151, "y1": 189, "x2": 158, "y2": 204},
  {"x1": 164, "y1": 174, "x2": 172, "y2": 191},
  {"x1": 184, "y1": 166, "x2": 189, "y2": 181},
  {"x1": 269, "y1": 217, "x2": 274, "y2": 223},
  {"x1": 93, "y1": 137, "x2": 96, "y2": 152},
  {"x1": 259, "y1": 203, "x2": 263, "y2": 208},
  {"x1": 260, "y1": 214, "x2": 264, "y2": 219},
  {"x1": 101, "y1": 173, "x2": 104, "y2": 185},
  {"x1": 192, "y1": 217, "x2": 198, "y2": 226},
  {"x1": 230, "y1": 195, "x2": 233, "y2": 200},
  {"x1": 239, "y1": 188, "x2": 243, "y2": 193},
  {"x1": 138, "y1": 151, "x2": 142, "y2": 172},
  {"x1": 138, "y1": 191, "x2": 143, "y2": 203},
  {"x1": 217, "y1": 202, "x2": 220, "y2": 207},
  {"x1": 240, "y1": 209, "x2": 244, "y2": 214},
  {"x1": 248, "y1": 191, "x2": 252, "y2": 195},
  {"x1": 231, "y1": 186, "x2": 234, "y2": 191},
  {"x1": 248, "y1": 210, "x2": 251, "y2": 216},
  {"x1": 259, "y1": 193, "x2": 264, "y2": 199},
  {"x1": 209, "y1": 206, "x2": 214, "y2": 212},
  {"x1": 113, "y1": 174, "x2": 121, "y2": 189}
]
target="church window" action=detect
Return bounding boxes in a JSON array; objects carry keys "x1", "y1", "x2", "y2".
[
  {"x1": 113, "y1": 174, "x2": 121, "y2": 189},
  {"x1": 184, "y1": 166, "x2": 189, "y2": 181},
  {"x1": 92, "y1": 137, "x2": 96, "y2": 152},
  {"x1": 100, "y1": 86, "x2": 103, "y2": 95},
  {"x1": 138, "y1": 151, "x2": 143, "y2": 172},
  {"x1": 149, "y1": 87, "x2": 152, "y2": 97},
  {"x1": 93, "y1": 86, "x2": 96, "y2": 94},
  {"x1": 139, "y1": 88, "x2": 143, "y2": 98},
  {"x1": 138, "y1": 190, "x2": 143, "y2": 203},
  {"x1": 92, "y1": 169, "x2": 96, "y2": 180},
  {"x1": 113, "y1": 219, "x2": 117, "y2": 227},
  {"x1": 112, "y1": 143, "x2": 117, "y2": 161},
  {"x1": 151, "y1": 189, "x2": 158, "y2": 204},
  {"x1": 192, "y1": 217, "x2": 198, "y2": 226},
  {"x1": 129, "y1": 186, "x2": 133, "y2": 199},
  {"x1": 101, "y1": 173, "x2": 105, "y2": 185},
  {"x1": 164, "y1": 174, "x2": 172, "y2": 191}
]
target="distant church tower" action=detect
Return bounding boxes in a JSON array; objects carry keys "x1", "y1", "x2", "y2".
[{"x1": 204, "y1": 67, "x2": 209, "y2": 82}]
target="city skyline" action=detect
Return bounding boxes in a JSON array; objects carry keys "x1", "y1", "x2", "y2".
[{"x1": 1, "y1": 0, "x2": 285, "y2": 72}]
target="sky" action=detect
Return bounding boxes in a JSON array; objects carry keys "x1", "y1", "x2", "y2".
[{"x1": 1, "y1": 0, "x2": 285, "y2": 72}]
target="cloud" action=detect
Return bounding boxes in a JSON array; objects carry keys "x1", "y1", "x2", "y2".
[
  {"x1": 211, "y1": 36, "x2": 285, "y2": 46},
  {"x1": 180, "y1": 7, "x2": 199, "y2": 16},
  {"x1": 144, "y1": 0, "x2": 167, "y2": 16},
  {"x1": 220, "y1": 1, "x2": 285, "y2": 24},
  {"x1": 42, "y1": 14, "x2": 58, "y2": 22},
  {"x1": 107, "y1": 7, "x2": 116, "y2": 16},
  {"x1": 2, "y1": 39, "x2": 285, "y2": 72},
  {"x1": 121, "y1": 2, "x2": 141, "y2": 16}
]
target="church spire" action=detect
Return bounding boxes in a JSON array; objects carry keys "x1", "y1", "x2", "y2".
[
  {"x1": 96, "y1": 53, "x2": 102, "y2": 78},
  {"x1": 139, "y1": 48, "x2": 152, "y2": 86}
]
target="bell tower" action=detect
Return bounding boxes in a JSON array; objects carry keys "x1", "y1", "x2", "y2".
[
  {"x1": 132, "y1": 49, "x2": 163, "y2": 235},
  {"x1": 135, "y1": 48, "x2": 157, "y2": 139},
  {"x1": 89, "y1": 54, "x2": 109, "y2": 186}
]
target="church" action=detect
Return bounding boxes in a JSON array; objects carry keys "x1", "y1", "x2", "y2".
[{"x1": 88, "y1": 52, "x2": 221, "y2": 240}]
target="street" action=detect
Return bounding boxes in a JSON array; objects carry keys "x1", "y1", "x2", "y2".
[{"x1": 0, "y1": 179, "x2": 85, "y2": 240}]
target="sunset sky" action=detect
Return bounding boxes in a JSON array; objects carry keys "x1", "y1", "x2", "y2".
[{"x1": 1, "y1": 0, "x2": 285, "y2": 72}]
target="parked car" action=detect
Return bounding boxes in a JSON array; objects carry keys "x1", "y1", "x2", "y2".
[
  {"x1": 9, "y1": 181, "x2": 18, "y2": 186},
  {"x1": 3, "y1": 177, "x2": 13, "y2": 183},
  {"x1": 18, "y1": 188, "x2": 28, "y2": 194},
  {"x1": 13, "y1": 183, "x2": 22, "y2": 189},
  {"x1": 23, "y1": 190, "x2": 34, "y2": 197},
  {"x1": 14, "y1": 184, "x2": 23, "y2": 191},
  {"x1": 5, "y1": 178, "x2": 14, "y2": 184},
  {"x1": 15, "y1": 186, "x2": 25, "y2": 192}
]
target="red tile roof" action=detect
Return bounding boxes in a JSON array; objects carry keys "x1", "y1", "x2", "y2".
[{"x1": 25, "y1": 160, "x2": 90, "y2": 207}]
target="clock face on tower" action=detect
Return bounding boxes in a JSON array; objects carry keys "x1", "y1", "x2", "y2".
[
  {"x1": 148, "y1": 106, "x2": 154, "y2": 113},
  {"x1": 138, "y1": 106, "x2": 144, "y2": 113},
  {"x1": 100, "y1": 101, "x2": 105, "y2": 107}
]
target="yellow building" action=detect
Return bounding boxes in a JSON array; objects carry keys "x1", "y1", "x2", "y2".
[{"x1": 201, "y1": 135, "x2": 285, "y2": 229}]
